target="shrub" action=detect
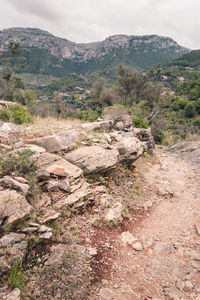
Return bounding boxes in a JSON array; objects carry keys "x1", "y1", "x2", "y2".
[
  {"x1": 192, "y1": 117, "x2": 200, "y2": 128},
  {"x1": 154, "y1": 130, "x2": 164, "y2": 144},
  {"x1": 133, "y1": 116, "x2": 148, "y2": 128},
  {"x1": 10, "y1": 104, "x2": 33, "y2": 124},
  {"x1": 0, "y1": 150, "x2": 40, "y2": 201},
  {"x1": 0, "y1": 107, "x2": 12, "y2": 122},
  {"x1": 76, "y1": 110, "x2": 100, "y2": 122},
  {"x1": 184, "y1": 102, "x2": 195, "y2": 118}
]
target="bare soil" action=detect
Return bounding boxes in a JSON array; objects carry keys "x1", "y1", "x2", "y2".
[{"x1": 89, "y1": 148, "x2": 200, "y2": 300}]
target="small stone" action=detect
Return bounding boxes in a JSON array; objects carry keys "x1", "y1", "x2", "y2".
[
  {"x1": 47, "y1": 180, "x2": 59, "y2": 192},
  {"x1": 121, "y1": 231, "x2": 137, "y2": 245},
  {"x1": 22, "y1": 227, "x2": 38, "y2": 233},
  {"x1": 0, "y1": 233, "x2": 25, "y2": 247},
  {"x1": 39, "y1": 231, "x2": 52, "y2": 239},
  {"x1": 38, "y1": 225, "x2": 52, "y2": 233},
  {"x1": 99, "y1": 287, "x2": 116, "y2": 300},
  {"x1": 43, "y1": 212, "x2": 60, "y2": 223},
  {"x1": 176, "y1": 280, "x2": 184, "y2": 290},
  {"x1": 6, "y1": 288, "x2": 21, "y2": 300},
  {"x1": 184, "y1": 280, "x2": 193, "y2": 291},
  {"x1": 14, "y1": 176, "x2": 28, "y2": 183},
  {"x1": 132, "y1": 242, "x2": 143, "y2": 251},
  {"x1": 88, "y1": 247, "x2": 97, "y2": 256}
]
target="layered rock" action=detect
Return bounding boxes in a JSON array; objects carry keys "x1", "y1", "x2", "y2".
[{"x1": 64, "y1": 146, "x2": 119, "y2": 174}]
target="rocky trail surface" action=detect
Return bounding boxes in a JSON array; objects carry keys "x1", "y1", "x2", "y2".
[{"x1": 90, "y1": 148, "x2": 200, "y2": 300}]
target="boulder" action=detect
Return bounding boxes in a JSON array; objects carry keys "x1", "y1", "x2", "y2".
[
  {"x1": 114, "y1": 121, "x2": 124, "y2": 131},
  {"x1": 32, "y1": 130, "x2": 80, "y2": 152},
  {"x1": 35, "y1": 152, "x2": 83, "y2": 182},
  {"x1": 133, "y1": 128, "x2": 155, "y2": 150},
  {"x1": 104, "y1": 202, "x2": 124, "y2": 225},
  {"x1": 64, "y1": 146, "x2": 119, "y2": 174},
  {"x1": 81, "y1": 120, "x2": 113, "y2": 131},
  {"x1": 116, "y1": 136, "x2": 146, "y2": 164},
  {"x1": 0, "y1": 176, "x2": 29, "y2": 195},
  {"x1": 0, "y1": 122, "x2": 21, "y2": 135},
  {"x1": 0, "y1": 189, "x2": 33, "y2": 226},
  {"x1": 6, "y1": 288, "x2": 21, "y2": 300},
  {"x1": 0, "y1": 232, "x2": 25, "y2": 247}
]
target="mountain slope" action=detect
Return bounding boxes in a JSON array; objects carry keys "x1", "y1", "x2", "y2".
[{"x1": 0, "y1": 27, "x2": 189, "y2": 77}]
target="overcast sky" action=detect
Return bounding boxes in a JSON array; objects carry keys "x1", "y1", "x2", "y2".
[{"x1": 0, "y1": 0, "x2": 199, "y2": 49}]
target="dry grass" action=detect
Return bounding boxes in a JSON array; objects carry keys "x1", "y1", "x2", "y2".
[{"x1": 20, "y1": 116, "x2": 82, "y2": 138}]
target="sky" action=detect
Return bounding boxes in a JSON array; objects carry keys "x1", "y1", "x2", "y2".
[{"x1": 0, "y1": 0, "x2": 199, "y2": 49}]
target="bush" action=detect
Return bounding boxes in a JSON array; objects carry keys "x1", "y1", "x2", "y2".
[
  {"x1": 0, "y1": 150, "x2": 40, "y2": 201},
  {"x1": 154, "y1": 130, "x2": 164, "y2": 144},
  {"x1": 133, "y1": 116, "x2": 148, "y2": 128},
  {"x1": 0, "y1": 107, "x2": 12, "y2": 122},
  {"x1": 77, "y1": 110, "x2": 100, "y2": 122},
  {"x1": 192, "y1": 117, "x2": 200, "y2": 128},
  {"x1": 10, "y1": 104, "x2": 33, "y2": 124},
  {"x1": 184, "y1": 102, "x2": 196, "y2": 118}
]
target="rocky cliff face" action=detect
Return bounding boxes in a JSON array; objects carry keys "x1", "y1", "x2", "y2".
[{"x1": 0, "y1": 28, "x2": 189, "y2": 76}]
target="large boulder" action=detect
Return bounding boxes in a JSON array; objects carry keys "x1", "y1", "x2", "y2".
[
  {"x1": 32, "y1": 130, "x2": 80, "y2": 152},
  {"x1": 116, "y1": 136, "x2": 146, "y2": 164},
  {"x1": 81, "y1": 120, "x2": 113, "y2": 131},
  {"x1": 0, "y1": 189, "x2": 33, "y2": 226},
  {"x1": 35, "y1": 152, "x2": 82, "y2": 182},
  {"x1": 64, "y1": 146, "x2": 119, "y2": 174}
]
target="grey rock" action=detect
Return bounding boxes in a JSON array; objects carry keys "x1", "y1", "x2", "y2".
[
  {"x1": 0, "y1": 176, "x2": 29, "y2": 195},
  {"x1": 0, "y1": 189, "x2": 33, "y2": 226},
  {"x1": 38, "y1": 225, "x2": 52, "y2": 233},
  {"x1": 55, "y1": 182, "x2": 91, "y2": 208},
  {"x1": 12, "y1": 144, "x2": 46, "y2": 161},
  {"x1": 64, "y1": 146, "x2": 119, "y2": 174},
  {"x1": 32, "y1": 130, "x2": 80, "y2": 152},
  {"x1": 59, "y1": 179, "x2": 70, "y2": 192},
  {"x1": 43, "y1": 212, "x2": 60, "y2": 223},
  {"x1": 81, "y1": 120, "x2": 113, "y2": 131},
  {"x1": 0, "y1": 122, "x2": 21, "y2": 134},
  {"x1": 116, "y1": 136, "x2": 146, "y2": 164},
  {"x1": 114, "y1": 121, "x2": 124, "y2": 131},
  {"x1": 184, "y1": 280, "x2": 193, "y2": 291},
  {"x1": 133, "y1": 128, "x2": 155, "y2": 150},
  {"x1": 0, "y1": 232, "x2": 25, "y2": 247},
  {"x1": 45, "y1": 244, "x2": 67, "y2": 266},
  {"x1": 104, "y1": 202, "x2": 124, "y2": 224},
  {"x1": 46, "y1": 180, "x2": 60, "y2": 192},
  {"x1": 39, "y1": 231, "x2": 52, "y2": 239}
]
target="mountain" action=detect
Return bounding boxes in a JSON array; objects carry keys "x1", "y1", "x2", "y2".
[{"x1": 0, "y1": 27, "x2": 189, "y2": 78}]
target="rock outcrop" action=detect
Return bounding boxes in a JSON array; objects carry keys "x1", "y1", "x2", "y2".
[{"x1": 64, "y1": 146, "x2": 119, "y2": 174}]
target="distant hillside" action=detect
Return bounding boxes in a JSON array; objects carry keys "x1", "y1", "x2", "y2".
[
  {"x1": 171, "y1": 50, "x2": 200, "y2": 68},
  {"x1": 0, "y1": 27, "x2": 189, "y2": 79}
]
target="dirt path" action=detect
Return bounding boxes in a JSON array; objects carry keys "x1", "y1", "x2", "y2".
[{"x1": 90, "y1": 149, "x2": 200, "y2": 300}]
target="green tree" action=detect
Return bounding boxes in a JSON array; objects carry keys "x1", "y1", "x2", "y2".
[{"x1": 184, "y1": 102, "x2": 195, "y2": 118}]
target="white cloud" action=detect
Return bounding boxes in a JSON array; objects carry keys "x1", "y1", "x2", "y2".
[{"x1": 0, "y1": 0, "x2": 199, "y2": 49}]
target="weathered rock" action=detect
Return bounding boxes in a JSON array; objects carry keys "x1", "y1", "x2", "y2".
[
  {"x1": 121, "y1": 231, "x2": 137, "y2": 246},
  {"x1": 99, "y1": 287, "x2": 116, "y2": 300},
  {"x1": 43, "y1": 211, "x2": 60, "y2": 223},
  {"x1": 0, "y1": 176, "x2": 29, "y2": 195},
  {"x1": 38, "y1": 225, "x2": 52, "y2": 233},
  {"x1": 36, "y1": 153, "x2": 82, "y2": 182},
  {"x1": 114, "y1": 121, "x2": 124, "y2": 131},
  {"x1": 0, "y1": 189, "x2": 33, "y2": 226},
  {"x1": 59, "y1": 179, "x2": 70, "y2": 192},
  {"x1": 116, "y1": 136, "x2": 146, "y2": 164},
  {"x1": 87, "y1": 247, "x2": 98, "y2": 256},
  {"x1": 36, "y1": 169, "x2": 50, "y2": 181},
  {"x1": 0, "y1": 122, "x2": 21, "y2": 135},
  {"x1": 104, "y1": 202, "x2": 124, "y2": 224},
  {"x1": 81, "y1": 120, "x2": 113, "y2": 131},
  {"x1": 54, "y1": 182, "x2": 91, "y2": 208},
  {"x1": 14, "y1": 176, "x2": 28, "y2": 184},
  {"x1": 6, "y1": 288, "x2": 21, "y2": 300},
  {"x1": 133, "y1": 128, "x2": 155, "y2": 150},
  {"x1": 64, "y1": 146, "x2": 119, "y2": 174},
  {"x1": 132, "y1": 242, "x2": 143, "y2": 251},
  {"x1": 0, "y1": 232, "x2": 25, "y2": 247},
  {"x1": 45, "y1": 244, "x2": 67, "y2": 266},
  {"x1": 39, "y1": 231, "x2": 52, "y2": 239},
  {"x1": 157, "y1": 186, "x2": 174, "y2": 197},
  {"x1": 12, "y1": 144, "x2": 46, "y2": 161},
  {"x1": 184, "y1": 280, "x2": 193, "y2": 291},
  {"x1": 32, "y1": 130, "x2": 80, "y2": 152},
  {"x1": 46, "y1": 180, "x2": 60, "y2": 192}
]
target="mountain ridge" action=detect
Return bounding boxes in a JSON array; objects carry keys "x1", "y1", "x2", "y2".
[{"x1": 0, "y1": 27, "x2": 189, "y2": 77}]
